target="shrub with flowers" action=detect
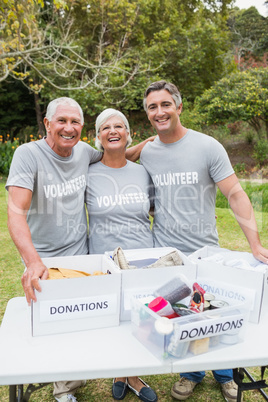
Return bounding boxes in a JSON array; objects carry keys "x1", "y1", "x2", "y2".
[
  {"x1": 80, "y1": 134, "x2": 96, "y2": 148},
  {"x1": 0, "y1": 132, "x2": 99, "y2": 176},
  {"x1": 0, "y1": 136, "x2": 20, "y2": 175}
]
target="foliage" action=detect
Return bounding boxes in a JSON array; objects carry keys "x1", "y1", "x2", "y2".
[
  {"x1": 0, "y1": 138, "x2": 19, "y2": 175},
  {"x1": 194, "y1": 67, "x2": 268, "y2": 138},
  {"x1": 228, "y1": 7, "x2": 268, "y2": 70},
  {"x1": 0, "y1": 0, "x2": 267, "y2": 138},
  {"x1": 204, "y1": 124, "x2": 230, "y2": 144},
  {"x1": 1, "y1": 0, "x2": 50, "y2": 89},
  {"x1": 253, "y1": 139, "x2": 268, "y2": 166},
  {"x1": 179, "y1": 99, "x2": 203, "y2": 132},
  {"x1": 233, "y1": 162, "x2": 246, "y2": 175},
  {"x1": 1, "y1": 0, "x2": 236, "y2": 115},
  {"x1": 227, "y1": 121, "x2": 242, "y2": 135},
  {"x1": 0, "y1": 135, "x2": 97, "y2": 175},
  {"x1": 0, "y1": 0, "x2": 155, "y2": 93},
  {"x1": 245, "y1": 131, "x2": 254, "y2": 144},
  {"x1": 0, "y1": 79, "x2": 37, "y2": 141},
  {"x1": 216, "y1": 182, "x2": 268, "y2": 212},
  {"x1": 159, "y1": 16, "x2": 236, "y2": 102}
]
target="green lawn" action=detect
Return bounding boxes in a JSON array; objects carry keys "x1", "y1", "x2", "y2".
[{"x1": 0, "y1": 177, "x2": 267, "y2": 401}]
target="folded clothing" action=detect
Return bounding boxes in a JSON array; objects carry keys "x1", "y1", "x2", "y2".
[{"x1": 48, "y1": 267, "x2": 105, "y2": 280}]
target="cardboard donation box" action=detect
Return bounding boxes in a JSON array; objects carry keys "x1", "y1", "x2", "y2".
[
  {"x1": 189, "y1": 246, "x2": 268, "y2": 323},
  {"x1": 131, "y1": 275, "x2": 250, "y2": 361},
  {"x1": 105, "y1": 247, "x2": 197, "y2": 321},
  {"x1": 31, "y1": 255, "x2": 121, "y2": 336}
]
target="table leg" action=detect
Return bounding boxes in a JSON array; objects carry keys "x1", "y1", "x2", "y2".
[
  {"x1": 9, "y1": 384, "x2": 23, "y2": 402},
  {"x1": 22, "y1": 383, "x2": 50, "y2": 401},
  {"x1": 233, "y1": 368, "x2": 268, "y2": 401},
  {"x1": 9, "y1": 385, "x2": 17, "y2": 402},
  {"x1": 242, "y1": 368, "x2": 268, "y2": 401},
  {"x1": 17, "y1": 385, "x2": 24, "y2": 401},
  {"x1": 236, "y1": 379, "x2": 243, "y2": 402}
]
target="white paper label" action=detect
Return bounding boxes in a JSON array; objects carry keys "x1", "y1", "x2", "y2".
[
  {"x1": 39, "y1": 294, "x2": 118, "y2": 322},
  {"x1": 198, "y1": 278, "x2": 255, "y2": 311},
  {"x1": 174, "y1": 313, "x2": 245, "y2": 342},
  {"x1": 124, "y1": 288, "x2": 155, "y2": 309}
]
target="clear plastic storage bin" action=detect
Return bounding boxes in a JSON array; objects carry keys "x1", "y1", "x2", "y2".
[{"x1": 131, "y1": 297, "x2": 250, "y2": 361}]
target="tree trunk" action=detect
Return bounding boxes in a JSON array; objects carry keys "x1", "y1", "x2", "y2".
[{"x1": 34, "y1": 92, "x2": 45, "y2": 137}]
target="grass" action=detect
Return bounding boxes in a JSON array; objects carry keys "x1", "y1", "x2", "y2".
[
  {"x1": 216, "y1": 183, "x2": 268, "y2": 213},
  {"x1": 0, "y1": 177, "x2": 24, "y2": 321},
  {"x1": 0, "y1": 177, "x2": 267, "y2": 401}
]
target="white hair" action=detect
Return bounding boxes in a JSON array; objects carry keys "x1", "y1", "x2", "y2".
[
  {"x1": 45, "y1": 97, "x2": 84, "y2": 125},
  {"x1": 95, "y1": 108, "x2": 132, "y2": 151}
]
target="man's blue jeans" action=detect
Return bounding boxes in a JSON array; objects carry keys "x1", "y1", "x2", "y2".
[{"x1": 181, "y1": 369, "x2": 233, "y2": 384}]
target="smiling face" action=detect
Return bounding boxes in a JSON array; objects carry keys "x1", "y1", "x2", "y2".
[
  {"x1": 146, "y1": 89, "x2": 183, "y2": 142},
  {"x1": 44, "y1": 104, "x2": 83, "y2": 157},
  {"x1": 98, "y1": 116, "x2": 128, "y2": 152}
]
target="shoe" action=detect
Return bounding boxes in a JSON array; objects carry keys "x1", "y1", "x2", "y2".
[
  {"x1": 221, "y1": 380, "x2": 241, "y2": 402},
  {"x1": 171, "y1": 377, "x2": 198, "y2": 400},
  {"x1": 147, "y1": 251, "x2": 183, "y2": 268},
  {"x1": 127, "y1": 377, "x2": 157, "y2": 402},
  {"x1": 55, "y1": 394, "x2": 77, "y2": 402},
  {"x1": 112, "y1": 378, "x2": 128, "y2": 400},
  {"x1": 112, "y1": 247, "x2": 131, "y2": 270}
]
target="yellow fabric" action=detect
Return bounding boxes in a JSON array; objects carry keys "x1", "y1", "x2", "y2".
[{"x1": 48, "y1": 267, "x2": 92, "y2": 280}]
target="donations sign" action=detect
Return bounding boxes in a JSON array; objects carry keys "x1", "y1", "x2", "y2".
[
  {"x1": 39, "y1": 294, "x2": 118, "y2": 322},
  {"x1": 174, "y1": 313, "x2": 245, "y2": 342}
]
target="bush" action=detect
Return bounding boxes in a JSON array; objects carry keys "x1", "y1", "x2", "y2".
[
  {"x1": 253, "y1": 140, "x2": 268, "y2": 166},
  {"x1": 216, "y1": 182, "x2": 268, "y2": 212},
  {"x1": 234, "y1": 162, "x2": 246, "y2": 175},
  {"x1": 0, "y1": 135, "x2": 98, "y2": 176},
  {"x1": 246, "y1": 132, "x2": 254, "y2": 144},
  {"x1": 203, "y1": 124, "x2": 230, "y2": 145},
  {"x1": 0, "y1": 139, "x2": 19, "y2": 175},
  {"x1": 227, "y1": 121, "x2": 242, "y2": 135}
]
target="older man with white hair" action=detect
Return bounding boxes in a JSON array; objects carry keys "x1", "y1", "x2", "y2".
[{"x1": 6, "y1": 97, "x2": 150, "y2": 402}]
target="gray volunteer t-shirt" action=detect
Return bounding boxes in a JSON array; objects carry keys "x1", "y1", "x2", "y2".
[
  {"x1": 140, "y1": 129, "x2": 234, "y2": 254},
  {"x1": 6, "y1": 138, "x2": 102, "y2": 257},
  {"x1": 86, "y1": 160, "x2": 154, "y2": 254}
]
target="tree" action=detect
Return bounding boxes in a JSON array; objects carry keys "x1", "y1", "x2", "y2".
[
  {"x1": 0, "y1": 0, "x2": 239, "y2": 130},
  {"x1": 0, "y1": 0, "x2": 154, "y2": 93},
  {"x1": 194, "y1": 68, "x2": 268, "y2": 138},
  {"x1": 158, "y1": 16, "x2": 236, "y2": 102},
  {"x1": 228, "y1": 7, "x2": 268, "y2": 70},
  {"x1": 64, "y1": 0, "x2": 236, "y2": 109},
  {"x1": 1, "y1": 0, "x2": 164, "y2": 131},
  {"x1": 0, "y1": 79, "x2": 37, "y2": 140}
]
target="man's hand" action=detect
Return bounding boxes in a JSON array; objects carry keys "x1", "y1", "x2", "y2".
[
  {"x1": 21, "y1": 262, "x2": 49, "y2": 305},
  {"x1": 251, "y1": 244, "x2": 268, "y2": 265}
]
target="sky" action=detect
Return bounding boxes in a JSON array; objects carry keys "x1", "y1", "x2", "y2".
[{"x1": 234, "y1": 0, "x2": 267, "y2": 16}]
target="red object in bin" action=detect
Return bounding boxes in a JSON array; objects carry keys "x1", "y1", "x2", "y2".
[{"x1": 148, "y1": 296, "x2": 179, "y2": 319}]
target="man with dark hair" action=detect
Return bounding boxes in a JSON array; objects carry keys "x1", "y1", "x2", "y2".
[{"x1": 141, "y1": 80, "x2": 268, "y2": 401}]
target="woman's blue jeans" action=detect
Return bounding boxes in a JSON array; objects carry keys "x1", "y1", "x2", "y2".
[{"x1": 181, "y1": 369, "x2": 233, "y2": 384}]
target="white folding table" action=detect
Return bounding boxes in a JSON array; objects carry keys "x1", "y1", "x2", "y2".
[{"x1": 0, "y1": 297, "x2": 267, "y2": 401}]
